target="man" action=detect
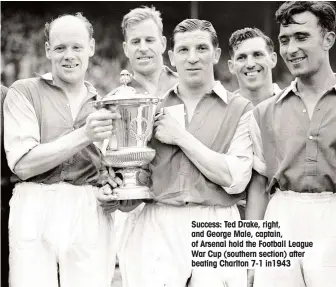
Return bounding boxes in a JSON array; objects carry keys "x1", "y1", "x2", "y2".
[
  {"x1": 1, "y1": 85, "x2": 11, "y2": 286},
  {"x1": 227, "y1": 27, "x2": 280, "y2": 219},
  {"x1": 251, "y1": 2, "x2": 336, "y2": 286},
  {"x1": 114, "y1": 5, "x2": 179, "y2": 271},
  {"x1": 4, "y1": 13, "x2": 121, "y2": 287},
  {"x1": 121, "y1": 6, "x2": 178, "y2": 98},
  {"x1": 122, "y1": 19, "x2": 253, "y2": 287},
  {"x1": 227, "y1": 28, "x2": 280, "y2": 286}
]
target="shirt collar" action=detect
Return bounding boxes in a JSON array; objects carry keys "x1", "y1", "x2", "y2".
[
  {"x1": 233, "y1": 82, "x2": 282, "y2": 97},
  {"x1": 275, "y1": 73, "x2": 336, "y2": 104},
  {"x1": 172, "y1": 80, "x2": 228, "y2": 104},
  {"x1": 37, "y1": 72, "x2": 98, "y2": 96}
]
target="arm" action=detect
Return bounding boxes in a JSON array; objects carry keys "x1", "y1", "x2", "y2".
[
  {"x1": 245, "y1": 170, "x2": 269, "y2": 220},
  {"x1": 245, "y1": 112, "x2": 269, "y2": 220},
  {"x1": 4, "y1": 88, "x2": 120, "y2": 180},
  {"x1": 154, "y1": 110, "x2": 253, "y2": 194},
  {"x1": 246, "y1": 112, "x2": 269, "y2": 287}
]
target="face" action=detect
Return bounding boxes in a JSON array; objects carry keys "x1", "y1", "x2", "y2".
[
  {"x1": 45, "y1": 17, "x2": 95, "y2": 86},
  {"x1": 228, "y1": 37, "x2": 277, "y2": 91},
  {"x1": 168, "y1": 29, "x2": 221, "y2": 88},
  {"x1": 123, "y1": 19, "x2": 166, "y2": 76},
  {"x1": 278, "y1": 11, "x2": 329, "y2": 78}
]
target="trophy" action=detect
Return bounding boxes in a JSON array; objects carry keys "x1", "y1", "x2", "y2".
[{"x1": 94, "y1": 70, "x2": 161, "y2": 199}]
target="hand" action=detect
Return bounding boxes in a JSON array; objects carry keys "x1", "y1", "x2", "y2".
[
  {"x1": 118, "y1": 199, "x2": 143, "y2": 213},
  {"x1": 85, "y1": 108, "x2": 121, "y2": 142},
  {"x1": 137, "y1": 168, "x2": 151, "y2": 185},
  {"x1": 153, "y1": 111, "x2": 185, "y2": 145},
  {"x1": 247, "y1": 269, "x2": 255, "y2": 287},
  {"x1": 95, "y1": 185, "x2": 120, "y2": 213},
  {"x1": 98, "y1": 166, "x2": 123, "y2": 189}
]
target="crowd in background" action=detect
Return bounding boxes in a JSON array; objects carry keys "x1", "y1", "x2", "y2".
[{"x1": 1, "y1": 10, "x2": 296, "y2": 95}]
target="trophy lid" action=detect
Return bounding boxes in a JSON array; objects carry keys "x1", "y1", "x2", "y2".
[{"x1": 100, "y1": 70, "x2": 160, "y2": 103}]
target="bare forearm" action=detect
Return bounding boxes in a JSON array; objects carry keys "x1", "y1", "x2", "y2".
[
  {"x1": 14, "y1": 127, "x2": 91, "y2": 180},
  {"x1": 245, "y1": 171, "x2": 269, "y2": 220},
  {"x1": 175, "y1": 132, "x2": 232, "y2": 187}
]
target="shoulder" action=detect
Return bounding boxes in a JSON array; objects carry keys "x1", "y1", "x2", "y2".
[
  {"x1": 227, "y1": 90, "x2": 253, "y2": 112},
  {"x1": 10, "y1": 77, "x2": 44, "y2": 93},
  {"x1": 253, "y1": 88, "x2": 288, "y2": 124}
]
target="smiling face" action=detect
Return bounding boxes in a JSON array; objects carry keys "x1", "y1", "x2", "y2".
[
  {"x1": 228, "y1": 37, "x2": 276, "y2": 91},
  {"x1": 278, "y1": 11, "x2": 328, "y2": 78},
  {"x1": 168, "y1": 29, "x2": 221, "y2": 89},
  {"x1": 123, "y1": 19, "x2": 166, "y2": 77},
  {"x1": 45, "y1": 16, "x2": 95, "y2": 87}
]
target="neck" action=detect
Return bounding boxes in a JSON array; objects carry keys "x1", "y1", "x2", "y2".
[
  {"x1": 53, "y1": 77, "x2": 86, "y2": 95},
  {"x1": 178, "y1": 78, "x2": 216, "y2": 102},
  {"x1": 240, "y1": 80, "x2": 274, "y2": 106},
  {"x1": 133, "y1": 66, "x2": 163, "y2": 87},
  {"x1": 297, "y1": 63, "x2": 335, "y2": 95}
]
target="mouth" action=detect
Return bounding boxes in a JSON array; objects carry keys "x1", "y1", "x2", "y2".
[
  {"x1": 186, "y1": 68, "x2": 201, "y2": 72},
  {"x1": 62, "y1": 64, "x2": 79, "y2": 69},
  {"x1": 289, "y1": 57, "x2": 306, "y2": 64},
  {"x1": 137, "y1": 56, "x2": 153, "y2": 61},
  {"x1": 244, "y1": 70, "x2": 261, "y2": 77}
]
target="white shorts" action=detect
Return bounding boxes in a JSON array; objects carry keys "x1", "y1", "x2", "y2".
[
  {"x1": 254, "y1": 190, "x2": 336, "y2": 287},
  {"x1": 121, "y1": 203, "x2": 246, "y2": 287},
  {"x1": 8, "y1": 182, "x2": 117, "y2": 287}
]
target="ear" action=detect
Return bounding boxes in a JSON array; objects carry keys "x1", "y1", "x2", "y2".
[
  {"x1": 161, "y1": 35, "x2": 167, "y2": 53},
  {"x1": 89, "y1": 38, "x2": 95, "y2": 57},
  {"x1": 323, "y1": 31, "x2": 335, "y2": 51},
  {"x1": 270, "y1": 51, "x2": 277, "y2": 69},
  {"x1": 123, "y1": 41, "x2": 129, "y2": 59},
  {"x1": 45, "y1": 42, "x2": 51, "y2": 60},
  {"x1": 168, "y1": 50, "x2": 175, "y2": 67},
  {"x1": 227, "y1": 59, "x2": 235, "y2": 75},
  {"x1": 213, "y1": 47, "x2": 221, "y2": 65}
]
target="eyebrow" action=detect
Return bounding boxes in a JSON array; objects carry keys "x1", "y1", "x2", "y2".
[{"x1": 278, "y1": 31, "x2": 310, "y2": 40}]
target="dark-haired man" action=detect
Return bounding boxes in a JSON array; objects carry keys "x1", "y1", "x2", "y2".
[
  {"x1": 228, "y1": 27, "x2": 281, "y2": 286},
  {"x1": 122, "y1": 19, "x2": 253, "y2": 287},
  {"x1": 252, "y1": 1, "x2": 336, "y2": 286},
  {"x1": 228, "y1": 28, "x2": 281, "y2": 219},
  {"x1": 4, "y1": 13, "x2": 121, "y2": 287}
]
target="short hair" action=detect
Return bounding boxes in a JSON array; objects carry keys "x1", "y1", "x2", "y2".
[
  {"x1": 44, "y1": 13, "x2": 94, "y2": 43},
  {"x1": 228, "y1": 27, "x2": 274, "y2": 57},
  {"x1": 170, "y1": 19, "x2": 219, "y2": 49},
  {"x1": 275, "y1": 1, "x2": 336, "y2": 35},
  {"x1": 121, "y1": 6, "x2": 163, "y2": 39}
]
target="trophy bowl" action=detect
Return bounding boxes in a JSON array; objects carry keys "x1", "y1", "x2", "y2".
[{"x1": 94, "y1": 70, "x2": 161, "y2": 200}]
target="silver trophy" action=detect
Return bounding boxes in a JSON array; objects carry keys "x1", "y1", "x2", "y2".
[{"x1": 94, "y1": 70, "x2": 161, "y2": 199}]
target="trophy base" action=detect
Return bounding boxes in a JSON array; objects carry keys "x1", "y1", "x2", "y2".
[{"x1": 113, "y1": 186, "x2": 153, "y2": 200}]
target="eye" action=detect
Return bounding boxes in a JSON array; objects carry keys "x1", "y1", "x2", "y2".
[
  {"x1": 73, "y1": 46, "x2": 83, "y2": 51},
  {"x1": 198, "y1": 45, "x2": 208, "y2": 51},
  {"x1": 178, "y1": 47, "x2": 188, "y2": 53},
  {"x1": 296, "y1": 35, "x2": 308, "y2": 41},
  {"x1": 146, "y1": 38, "x2": 155, "y2": 43},
  {"x1": 54, "y1": 46, "x2": 64, "y2": 52},
  {"x1": 236, "y1": 55, "x2": 245, "y2": 61},
  {"x1": 131, "y1": 39, "x2": 140, "y2": 45},
  {"x1": 279, "y1": 38, "x2": 289, "y2": 45},
  {"x1": 254, "y1": 52, "x2": 263, "y2": 58}
]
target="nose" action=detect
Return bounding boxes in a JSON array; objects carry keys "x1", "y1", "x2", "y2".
[
  {"x1": 64, "y1": 47, "x2": 75, "y2": 60},
  {"x1": 287, "y1": 38, "x2": 299, "y2": 55},
  {"x1": 139, "y1": 39, "x2": 149, "y2": 52},
  {"x1": 187, "y1": 48, "x2": 199, "y2": 64},
  {"x1": 246, "y1": 55, "x2": 256, "y2": 69}
]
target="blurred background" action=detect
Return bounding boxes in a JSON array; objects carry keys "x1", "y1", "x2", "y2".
[{"x1": 1, "y1": 1, "x2": 336, "y2": 94}]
